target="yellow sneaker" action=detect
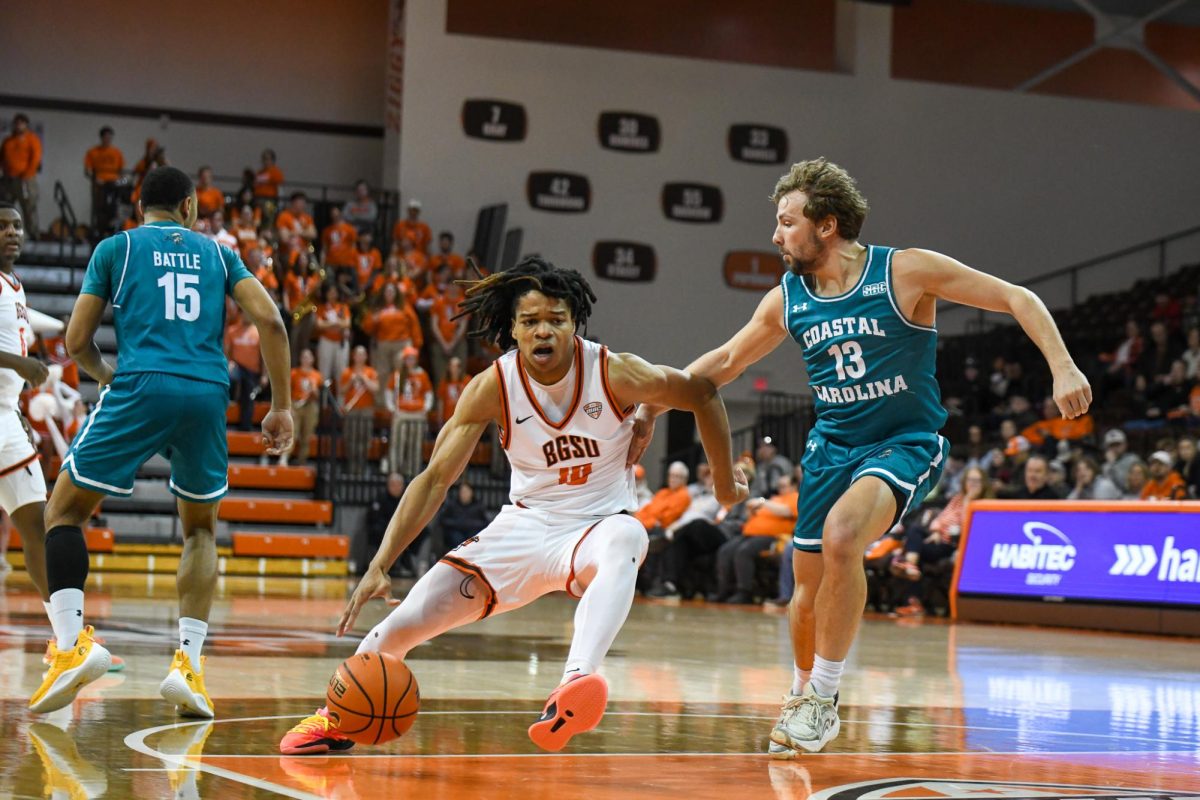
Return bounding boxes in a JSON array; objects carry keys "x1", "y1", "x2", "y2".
[
  {"x1": 159, "y1": 650, "x2": 214, "y2": 719},
  {"x1": 29, "y1": 626, "x2": 112, "y2": 714},
  {"x1": 28, "y1": 721, "x2": 109, "y2": 799}
]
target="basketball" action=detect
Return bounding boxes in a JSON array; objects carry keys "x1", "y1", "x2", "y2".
[{"x1": 325, "y1": 652, "x2": 420, "y2": 745}]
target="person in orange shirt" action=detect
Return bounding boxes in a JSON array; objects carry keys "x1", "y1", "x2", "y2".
[
  {"x1": 246, "y1": 247, "x2": 278, "y2": 293},
  {"x1": 392, "y1": 199, "x2": 432, "y2": 255},
  {"x1": 429, "y1": 272, "x2": 467, "y2": 387},
  {"x1": 1142, "y1": 451, "x2": 1188, "y2": 500},
  {"x1": 393, "y1": 236, "x2": 428, "y2": 281},
  {"x1": 435, "y1": 356, "x2": 469, "y2": 430},
  {"x1": 254, "y1": 148, "x2": 284, "y2": 210},
  {"x1": 315, "y1": 284, "x2": 351, "y2": 385},
  {"x1": 1021, "y1": 396, "x2": 1094, "y2": 451},
  {"x1": 286, "y1": 348, "x2": 323, "y2": 467},
  {"x1": 428, "y1": 231, "x2": 466, "y2": 278},
  {"x1": 224, "y1": 310, "x2": 264, "y2": 432},
  {"x1": 84, "y1": 126, "x2": 124, "y2": 234},
  {"x1": 387, "y1": 347, "x2": 432, "y2": 477},
  {"x1": 712, "y1": 474, "x2": 799, "y2": 604},
  {"x1": 321, "y1": 206, "x2": 358, "y2": 270},
  {"x1": 371, "y1": 253, "x2": 417, "y2": 304},
  {"x1": 339, "y1": 345, "x2": 380, "y2": 474},
  {"x1": 362, "y1": 282, "x2": 422, "y2": 392},
  {"x1": 635, "y1": 462, "x2": 692, "y2": 533},
  {"x1": 232, "y1": 205, "x2": 259, "y2": 259},
  {"x1": 276, "y1": 192, "x2": 316, "y2": 244},
  {"x1": 353, "y1": 229, "x2": 383, "y2": 292},
  {"x1": 283, "y1": 259, "x2": 321, "y2": 364},
  {"x1": 35, "y1": 323, "x2": 79, "y2": 390},
  {"x1": 129, "y1": 138, "x2": 167, "y2": 206},
  {"x1": 195, "y1": 166, "x2": 225, "y2": 219},
  {"x1": 1, "y1": 114, "x2": 42, "y2": 238}
]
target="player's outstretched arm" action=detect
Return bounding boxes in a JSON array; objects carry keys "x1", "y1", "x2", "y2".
[
  {"x1": 609, "y1": 353, "x2": 748, "y2": 507},
  {"x1": 65, "y1": 294, "x2": 114, "y2": 386},
  {"x1": 627, "y1": 287, "x2": 789, "y2": 466},
  {"x1": 232, "y1": 276, "x2": 294, "y2": 454},
  {"x1": 897, "y1": 248, "x2": 1092, "y2": 419},
  {"x1": 338, "y1": 368, "x2": 499, "y2": 636}
]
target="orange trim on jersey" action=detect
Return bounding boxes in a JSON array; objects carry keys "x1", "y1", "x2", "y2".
[
  {"x1": 0, "y1": 451, "x2": 39, "y2": 478},
  {"x1": 440, "y1": 554, "x2": 498, "y2": 619},
  {"x1": 515, "y1": 336, "x2": 584, "y2": 431},
  {"x1": 515, "y1": 500, "x2": 529, "y2": 509},
  {"x1": 599, "y1": 346, "x2": 635, "y2": 422},
  {"x1": 565, "y1": 519, "x2": 604, "y2": 599},
  {"x1": 493, "y1": 361, "x2": 512, "y2": 450},
  {"x1": 0, "y1": 270, "x2": 18, "y2": 292}
]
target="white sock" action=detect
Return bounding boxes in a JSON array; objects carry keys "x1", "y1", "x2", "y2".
[
  {"x1": 179, "y1": 617, "x2": 208, "y2": 668},
  {"x1": 791, "y1": 666, "x2": 812, "y2": 696},
  {"x1": 562, "y1": 661, "x2": 594, "y2": 684},
  {"x1": 50, "y1": 589, "x2": 84, "y2": 651},
  {"x1": 810, "y1": 654, "x2": 844, "y2": 699}
]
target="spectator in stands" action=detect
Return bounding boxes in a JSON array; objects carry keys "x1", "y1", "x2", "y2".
[
  {"x1": 1150, "y1": 290, "x2": 1182, "y2": 332},
  {"x1": 339, "y1": 344, "x2": 379, "y2": 475},
  {"x1": 393, "y1": 198, "x2": 432, "y2": 255},
  {"x1": 254, "y1": 148, "x2": 284, "y2": 220},
  {"x1": 436, "y1": 356, "x2": 469, "y2": 430},
  {"x1": 365, "y1": 473, "x2": 431, "y2": 576},
  {"x1": 687, "y1": 462, "x2": 713, "y2": 497},
  {"x1": 647, "y1": 466, "x2": 727, "y2": 599},
  {"x1": 315, "y1": 284, "x2": 351, "y2": 385},
  {"x1": 1141, "y1": 358, "x2": 1192, "y2": 425},
  {"x1": 635, "y1": 462, "x2": 692, "y2": 536},
  {"x1": 1141, "y1": 451, "x2": 1187, "y2": 500},
  {"x1": 1005, "y1": 394, "x2": 1037, "y2": 431},
  {"x1": 429, "y1": 232, "x2": 466, "y2": 277},
  {"x1": 749, "y1": 437, "x2": 792, "y2": 498},
  {"x1": 395, "y1": 235, "x2": 428, "y2": 279},
  {"x1": 276, "y1": 191, "x2": 317, "y2": 244},
  {"x1": 364, "y1": 282, "x2": 422, "y2": 389},
  {"x1": 1068, "y1": 456, "x2": 1121, "y2": 500},
  {"x1": 84, "y1": 126, "x2": 124, "y2": 235},
  {"x1": 321, "y1": 206, "x2": 358, "y2": 270},
  {"x1": 224, "y1": 309, "x2": 263, "y2": 433},
  {"x1": 342, "y1": 179, "x2": 378, "y2": 233},
  {"x1": 387, "y1": 347, "x2": 432, "y2": 477},
  {"x1": 130, "y1": 138, "x2": 167, "y2": 206},
  {"x1": 1, "y1": 113, "x2": 42, "y2": 238},
  {"x1": 429, "y1": 269, "x2": 467, "y2": 387},
  {"x1": 438, "y1": 482, "x2": 490, "y2": 551},
  {"x1": 1141, "y1": 320, "x2": 1179, "y2": 382},
  {"x1": 195, "y1": 166, "x2": 224, "y2": 219},
  {"x1": 354, "y1": 229, "x2": 383, "y2": 295},
  {"x1": 944, "y1": 356, "x2": 989, "y2": 418},
  {"x1": 286, "y1": 348, "x2": 323, "y2": 467},
  {"x1": 283, "y1": 258, "x2": 320, "y2": 364},
  {"x1": 35, "y1": 318, "x2": 79, "y2": 389},
  {"x1": 1021, "y1": 395, "x2": 1094, "y2": 456},
  {"x1": 633, "y1": 464, "x2": 652, "y2": 506},
  {"x1": 1011, "y1": 454, "x2": 1062, "y2": 500},
  {"x1": 1124, "y1": 461, "x2": 1149, "y2": 499},
  {"x1": 988, "y1": 355, "x2": 1010, "y2": 404},
  {"x1": 1183, "y1": 296, "x2": 1200, "y2": 337},
  {"x1": 1102, "y1": 428, "x2": 1139, "y2": 493},
  {"x1": 1176, "y1": 436, "x2": 1200, "y2": 497},
  {"x1": 1181, "y1": 328, "x2": 1200, "y2": 380},
  {"x1": 232, "y1": 205, "x2": 259, "y2": 258},
  {"x1": 1100, "y1": 320, "x2": 1143, "y2": 388},
  {"x1": 206, "y1": 209, "x2": 238, "y2": 251},
  {"x1": 711, "y1": 474, "x2": 798, "y2": 604},
  {"x1": 1001, "y1": 361, "x2": 1032, "y2": 402}
]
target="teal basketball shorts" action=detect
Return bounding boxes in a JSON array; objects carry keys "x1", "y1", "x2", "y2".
[
  {"x1": 62, "y1": 372, "x2": 230, "y2": 502},
  {"x1": 793, "y1": 430, "x2": 949, "y2": 553}
]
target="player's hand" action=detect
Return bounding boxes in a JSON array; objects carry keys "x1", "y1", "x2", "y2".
[
  {"x1": 337, "y1": 566, "x2": 400, "y2": 637},
  {"x1": 715, "y1": 464, "x2": 750, "y2": 507},
  {"x1": 260, "y1": 408, "x2": 295, "y2": 455},
  {"x1": 626, "y1": 409, "x2": 656, "y2": 467},
  {"x1": 1052, "y1": 363, "x2": 1092, "y2": 419},
  {"x1": 14, "y1": 357, "x2": 48, "y2": 387}
]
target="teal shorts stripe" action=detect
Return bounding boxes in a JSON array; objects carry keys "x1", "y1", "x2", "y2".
[
  {"x1": 64, "y1": 371, "x2": 230, "y2": 502},
  {"x1": 793, "y1": 431, "x2": 949, "y2": 553}
]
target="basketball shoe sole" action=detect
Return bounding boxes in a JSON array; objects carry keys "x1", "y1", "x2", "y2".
[
  {"x1": 160, "y1": 651, "x2": 214, "y2": 719},
  {"x1": 29, "y1": 631, "x2": 112, "y2": 714},
  {"x1": 528, "y1": 673, "x2": 608, "y2": 752}
]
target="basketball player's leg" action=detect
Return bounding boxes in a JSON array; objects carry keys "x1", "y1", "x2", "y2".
[
  {"x1": 769, "y1": 547, "x2": 822, "y2": 759},
  {"x1": 9, "y1": 501, "x2": 49, "y2": 600}
]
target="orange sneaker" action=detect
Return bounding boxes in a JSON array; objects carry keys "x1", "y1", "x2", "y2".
[
  {"x1": 528, "y1": 673, "x2": 608, "y2": 752},
  {"x1": 280, "y1": 707, "x2": 356, "y2": 756}
]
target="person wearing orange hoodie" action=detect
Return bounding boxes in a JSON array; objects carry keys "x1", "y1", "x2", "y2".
[{"x1": 711, "y1": 474, "x2": 798, "y2": 604}]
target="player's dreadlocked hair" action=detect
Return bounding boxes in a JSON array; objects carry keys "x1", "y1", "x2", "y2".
[{"x1": 453, "y1": 256, "x2": 597, "y2": 350}]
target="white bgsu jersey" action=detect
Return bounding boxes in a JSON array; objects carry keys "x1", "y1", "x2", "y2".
[
  {"x1": 0, "y1": 271, "x2": 33, "y2": 411},
  {"x1": 496, "y1": 337, "x2": 638, "y2": 516}
]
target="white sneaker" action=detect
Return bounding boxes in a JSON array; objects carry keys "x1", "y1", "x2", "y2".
[
  {"x1": 767, "y1": 740, "x2": 799, "y2": 759},
  {"x1": 769, "y1": 684, "x2": 840, "y2": 753}
]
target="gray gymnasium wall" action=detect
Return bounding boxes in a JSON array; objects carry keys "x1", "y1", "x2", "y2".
[
  {"x1": 1, "y1": 0, "x2": 388, "y2": 226},
  {"x1": 399, "y1": 0, "x2": 1200, "y2": 404}
]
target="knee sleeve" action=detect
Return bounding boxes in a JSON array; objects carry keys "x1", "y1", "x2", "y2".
[{"x1": 45, "y1": 525, "x2": 89, "y2": 594}]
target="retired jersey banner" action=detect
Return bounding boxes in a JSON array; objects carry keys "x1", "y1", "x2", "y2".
[
  {"x1": 722, "y1": 251, "x2": 785, "y2": 291},
  {"x1": 597, "y1": 112, "x2": 660, "y2": 153},
  {"x1": 462, "y1": 99, "x2": 527, "y2": 142},
  {"x1": 956, "y1": 500, "x2": 1200, "y2": 607},
  {"x1": 727, "y1": 123, "x2": 788, "y2": 164}
]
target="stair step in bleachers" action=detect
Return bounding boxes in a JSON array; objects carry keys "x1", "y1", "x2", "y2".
[
  {"x1": 231, "y1": 532, "x2": 349, "y2": 558},
  {"x1": 9, "y1": 527, "x2": 114, "y2": 553},
  {"x1": 228, "y1": 464, "x2": 315, "y2": 491},
  {"x1": 218, "y1": 497, "x2": 332, "y2": 525},
  {"x1": 3, "y1": 549, "x2": 348, "y2": 578},
  {"x1": 226, "y1": 430, "x2": 386, "y2": 460}
]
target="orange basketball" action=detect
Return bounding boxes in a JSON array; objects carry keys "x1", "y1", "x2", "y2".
[{"x1": 325, "y1": 652, "x2": 420, "y2": 745}]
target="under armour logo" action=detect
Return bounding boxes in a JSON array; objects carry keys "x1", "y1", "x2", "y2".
[
  {"x1": 807, "y1": 440, "x2": 817, "y2": 452},
  {"x1": 75, "y1": 610, "x2": 82, "y2": 617},
  {"x1": 792, "y1": 303, "x2": 808, "y2": 313},
  {"x1": 183, "y1": 639, "x2": 191, "y2": 646}
]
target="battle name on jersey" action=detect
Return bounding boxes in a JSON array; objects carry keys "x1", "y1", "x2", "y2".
[
  {"x1": 812, "y1": 373, "x2": 909, "y2": 405},
  {"x1": 801, "y1": 316, "x2": 886, "y2": 349},
  {"x1": 542, "y1": 434, "x2": 601, "y2": 468},
  {"x1": 152, "y1": 251, "x2": 202, "y2": 270}
]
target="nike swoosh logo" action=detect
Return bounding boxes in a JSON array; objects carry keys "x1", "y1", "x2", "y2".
[{"x1": 516, "y1": 415, "x2": 533, "y2": 424}]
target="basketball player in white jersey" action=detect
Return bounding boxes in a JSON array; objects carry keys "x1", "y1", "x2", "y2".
[{"x1": 280, "y1": 256, "x2": 747, "y2": 755}]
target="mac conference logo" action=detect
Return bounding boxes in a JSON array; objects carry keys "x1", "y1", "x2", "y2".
[
  {"x1": 527, "y1": 171, "x2": 591, "y2": 213},
  {"x1": 722, "y1": 251, "x2": 784, "y2": 291},
  {"x1": 597, "y1": 112, "x2": 660, "y2": 153},
  {"x1": 727, "y1": 124, "x2": 788, "y2": 164},
  {"x1": 461, "y1": 99, "x2": 527, "y2": 142},
  {"x1": 661, "y1": 182, "x2": 723, "y2": 223},
  {"x1": 592, "y1": 241, "x2": 656, "y2": 282}
]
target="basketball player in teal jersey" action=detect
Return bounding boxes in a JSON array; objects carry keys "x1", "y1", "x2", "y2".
[
  {"x1": 630, "y1": 159, "x2": 1091, "y2": 755},
  {"x1": 29, "y1": 166, "x2": 294, "y2": 716}
]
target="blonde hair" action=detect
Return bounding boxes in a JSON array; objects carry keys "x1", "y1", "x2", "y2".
[{"x1": 771, "y1": 158, "x2": 869, "y2": 241}]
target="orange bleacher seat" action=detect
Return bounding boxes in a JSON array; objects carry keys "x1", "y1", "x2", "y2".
[
  {"x1": 227, "y1": 430, "x2": 319, "y2": 457},
  {"x1": 232, "y1": 531, "x2": 348, "y2": 558},
  {"x1": 227, "y1": 464, "x2": 316, "y2": 491},
  {"x1": 226, "y1": 401, "x2": 272, "y2": 426},
  {"x1": 218, "y1": 497, "x2": 332, "y2": 525},
  {"x1": 8, "y1": 527, "x2": 114, "y2": 553}
]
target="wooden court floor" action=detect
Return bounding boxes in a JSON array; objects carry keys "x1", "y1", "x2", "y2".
[{"x1": 0, "y1": 571, "x2": 1197, "y2": 799}]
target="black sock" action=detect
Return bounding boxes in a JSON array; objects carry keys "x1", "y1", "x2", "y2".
[{"x1": 45, "y1": 526, "x2": 89, "y2": 594}]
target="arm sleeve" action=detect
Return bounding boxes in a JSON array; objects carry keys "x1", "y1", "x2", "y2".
[
  {"x1": 222, "y1": 245, "x2": 255, "y2": 294},
  {"x1": 80, "y1": 236, "x2": 119, "y2": 299}
]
